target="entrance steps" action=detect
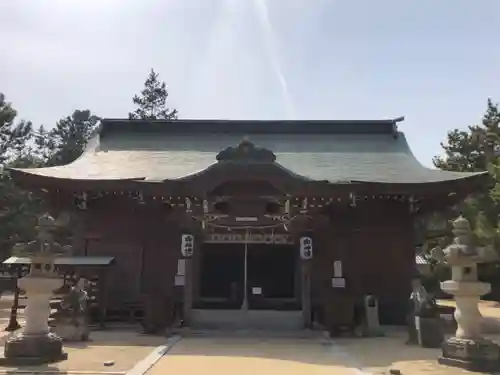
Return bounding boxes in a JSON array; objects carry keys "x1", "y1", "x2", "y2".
[
  {"x1": 190, "y1": 309, "x2": 304, "y2": 332},
  {"x1": 181, "y1": 328, "x2": 326, "y2": 339}
]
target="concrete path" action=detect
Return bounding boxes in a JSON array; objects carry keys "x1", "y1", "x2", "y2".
[{"x1": 146, "y1": 336, "x2": 371, "y2": 375}]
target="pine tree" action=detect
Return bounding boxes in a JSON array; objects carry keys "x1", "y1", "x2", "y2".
[
  {"x1": 432, "y1": 127, "x2": 485, "y2": 172},
  {"x1": 0, "y1": 94, "x2": 43, "y2": 258},
  {"x1": 0, "y1": 94, "x2": 32, "y2": 164},
  {"x1": 434, "y1": 99, "x2": 500, "y2": 172},
  {"x1": 45, "y1": 110, "x2": 100, "y2": 166},
  {"x1": 433, "y1": 98, "x2": 500, "y2": 250},
  {"x1": 128, "y1": 69, "x2": 178, "y2": 120}
]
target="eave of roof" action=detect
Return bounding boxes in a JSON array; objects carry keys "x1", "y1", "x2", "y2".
[
  {"x1": 6, "y1": 118, "x2": 490, "y2": 194},
  {"x1": 3, "y1": 256, "x2": 115, "y2": 266}
]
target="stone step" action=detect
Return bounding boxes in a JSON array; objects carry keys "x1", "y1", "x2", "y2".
[{"x1": 190, "y1": 309, "x2": 304, "y2": 331}]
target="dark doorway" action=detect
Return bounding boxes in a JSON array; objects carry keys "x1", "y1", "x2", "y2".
[
  {"x1": 196, "y1": 243, "x2": 299, "y2": 311},
  {"x1": 197, "y1": 244, "x2": 244, "y2": 309},
  {"x1": 247, "y1": 244, "x2": 299, "y2": 310}
]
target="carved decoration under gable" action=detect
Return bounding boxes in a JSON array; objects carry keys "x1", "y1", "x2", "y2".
[
  {"x1": 204, "y1": 232, "x2": 294, "y2": 244},
  {"x1": 216, "y1": 138, "x2": 276, "y2": 163},
  {"x1": 188, "y1": 196, "x2": 316, "y2": 231}
]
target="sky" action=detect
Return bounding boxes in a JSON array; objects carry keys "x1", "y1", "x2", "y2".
[{"x1": 1, "y1": 0, "x2": 499, "y2": 167}]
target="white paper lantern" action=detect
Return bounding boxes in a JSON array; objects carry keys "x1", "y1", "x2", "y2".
[
  {"x1": 181, "y1": 234, "x2": 195, "y2": 257},
  {"x1": 299, "y1": 236, "x2": 313, "y2": 260}
]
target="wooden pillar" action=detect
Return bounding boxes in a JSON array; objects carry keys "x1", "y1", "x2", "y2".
[
  {"x1": 301, "y1": 260, "x2": 312, "y2": 329},
  {"x1": 183, "y1": 258, "x2": 193, "y2": 326}
]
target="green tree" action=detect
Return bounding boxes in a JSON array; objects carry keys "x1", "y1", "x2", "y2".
[
  {"x1": 0, "y1": 94, "x2": 33, "y2": 164},
  {"x1": 433, "y1": 98, "x2": 500, "y2": 249},
  {"x1": 0, "y1": 94, "x2": 44, "y2": 258},
  {"x1": 472, "y1": 98, "x2": 500, "y2": 165},
  {"x1": 434, "y1": 99, "x2": 500, "y2": 172},
  {"x1": 128, "y1": 69, "x2": 178, "y2": 120},
  {"x1": 432, "y1": 127, "x2": 485, "y2": 172},
  {"x1": 44, "y1": 110, "x2": 100, "y2": 166}
]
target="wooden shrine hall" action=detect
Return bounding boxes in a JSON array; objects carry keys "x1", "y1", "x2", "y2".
[{"x1": 7, "y1": 118, "x2": 489, "y2": 332}]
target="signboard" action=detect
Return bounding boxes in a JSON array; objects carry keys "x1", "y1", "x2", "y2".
[
  {"x1": 181, "y1": 234, "x2": 194, "y2": 257},
  {"x1": 299, "y1": 237, "x2": 313, "y2": 259},
  {"x1": 331, "y1": 277, "x2": 346, "y2": 288},
  {"x1": 252, "y1": 287, "x2": 262, "y2": 295},
  {"x1": 204, "y1": 233, "x2": 293, "y2": 244},
  {"x1": 235, "y1": 217, "x2": 258, "y2": 222}
]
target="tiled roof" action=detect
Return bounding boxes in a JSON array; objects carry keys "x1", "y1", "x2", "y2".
[{"x1": 10, "y1": 119, "x2": 487, "y2": 184}]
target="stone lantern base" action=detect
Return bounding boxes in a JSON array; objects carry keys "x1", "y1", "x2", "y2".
[
  {"x1": 2, "y1": 332, "x2": 67, "y2": 365},
  {"x1": 438, "y1": 337, "x2": 500, "y2": 373}
]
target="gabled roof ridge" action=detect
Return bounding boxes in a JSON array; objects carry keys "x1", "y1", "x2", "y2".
[
  {"x1": 101, "y1": 117, "x2": 404, "y2": 124},
  {"x1": 98, "y1": 117, "x2": 405, "y2": 137}
]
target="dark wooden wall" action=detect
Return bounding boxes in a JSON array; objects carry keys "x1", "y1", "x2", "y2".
[
  {"x1": 78, "y1": 197, "x2": 182, "y2": 309},
  {"x1": 63, "y1": 194, "x2": 415, "y2": 326},
  {"x1": 84, "y1": 207, "x2": 143, "y2": 303},
  {"x1": 312, "y1": 201, "x2": 414, "y2": 325},
  {"x1": 140, "y1": 208, "x2": 182, "y2": 299}
]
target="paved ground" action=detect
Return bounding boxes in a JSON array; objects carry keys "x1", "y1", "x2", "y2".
[
  {"x1": 0, "y1": 329, "x2": 167, "y2": 374},
  {"x1": 147, "y1": 335, "x2": 370, "y2": 375},
  {"x1": 144, "y1": 300, "x2": 500, "y2": 375},
  {"x1": 0, "y1": 299, "x2": 170, "y2": 374},
  {"x1": 335, "y1": 329, "x2": 483, "y2": 375},
  {"x1": 149, "y1": 330, "x2": 500, "y2": 375},
  {"x1": 1, "y1": 296, "x2": 500, "y2": 374}
]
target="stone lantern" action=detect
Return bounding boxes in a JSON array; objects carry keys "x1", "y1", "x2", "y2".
[
  {"x1": 432, "y1": 216, "x2": 500, "y2": 372},
  {"x1": 3, "y1": 213, "x2": 71, "y2": 364}
]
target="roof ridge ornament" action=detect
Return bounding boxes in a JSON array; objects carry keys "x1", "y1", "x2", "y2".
[{"x1": 216, "y1": 137, "x2": 276, "y2": 163}]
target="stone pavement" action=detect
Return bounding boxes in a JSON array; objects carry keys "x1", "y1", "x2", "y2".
[
  {"x1": 146, "y1": 331, "x2": 500, "y2": 375},
  {"x1": 148, "y1": 330, "x2": 500, "y2": 375},
  {"x1": 147, "y1": 335, "x2": 371, "y2": 375}
]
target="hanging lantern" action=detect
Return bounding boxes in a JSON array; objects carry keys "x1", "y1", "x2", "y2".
[
  {"x1": 299, "y1": 236, "x2": 313, "y2": 260},
  {"x1": 181, "y1": 234, "x2": 195, "y2": 257}
]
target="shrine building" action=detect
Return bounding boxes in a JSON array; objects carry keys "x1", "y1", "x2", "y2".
[{"x1": 7, "y1": 118, "x2": 489, "y2": 331}]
